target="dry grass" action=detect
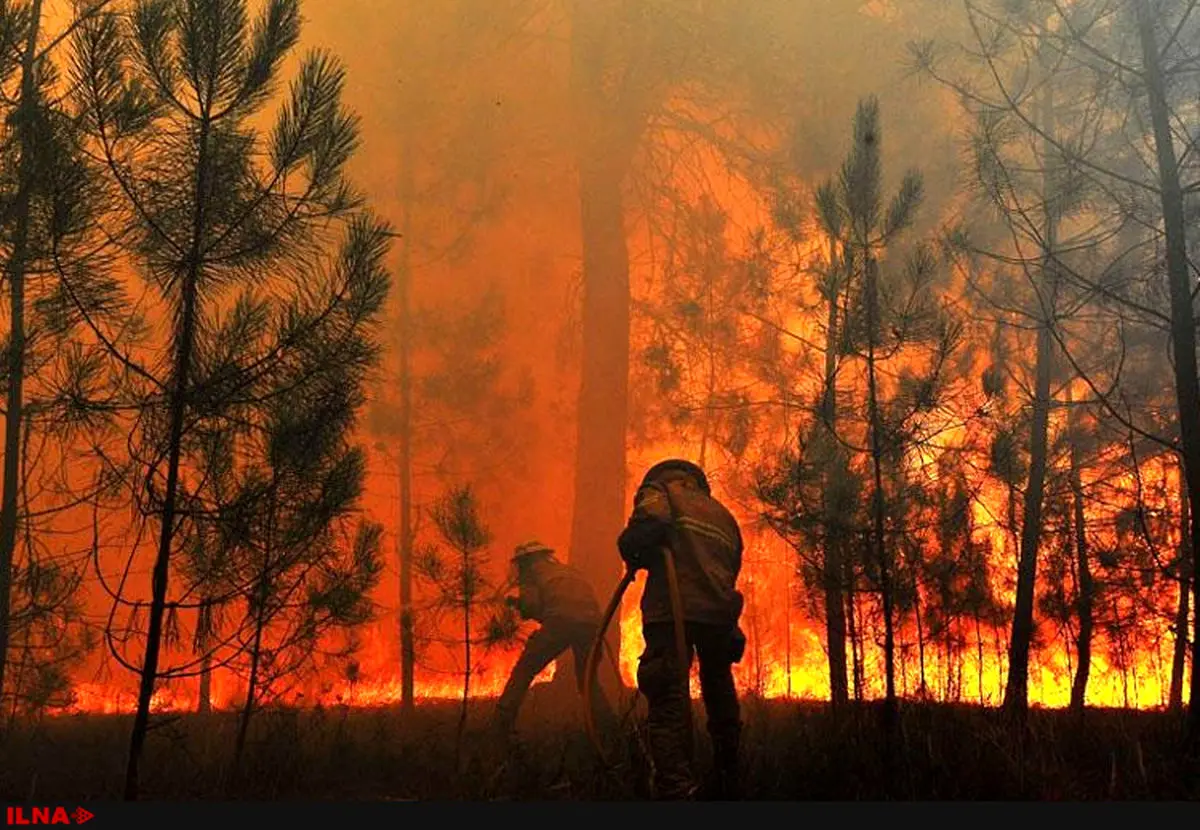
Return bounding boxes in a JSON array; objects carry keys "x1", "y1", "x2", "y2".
[{"x1": 1, "y1": 689, "x2": 1197, "y2": 800}]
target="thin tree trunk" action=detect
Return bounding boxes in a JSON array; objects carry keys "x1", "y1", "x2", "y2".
[
  {"x1": 1112, "y1": 595, "x2": 1131, "y2": 709},
  {"x1": 456, "y1": 563, "x2": 471, "y2": 769},
  {"x1": 785, "y1": 563, "x2": 793, "y2": 699},
  {"x1": 975, "y1": 613, "x2": 985, "y2": 704},
  {"x1": 397, "y1": 126, "x2": 416, "y2": 716},
  {"x1": 1133, "y1": 0, "x2": 1200, "y2": 740},
  {"x1": 7, "y1": 632, "x2": 28, "y2": 721},
  {"x1": 820, "y1": 243, "x2": 850, "y2": 709},
  {"x1": 125, "y1": 109, "x2": 212, "y2": 802},
  {"x1": 956, "y1": 637, "x2": 964, "y2": 703},
  {"x1": 198, "y1": 653, "x2": 212, "y2": 714},
  {"x1": 1068, "y1": 391, "x2": 1093, "y2": 714},
  {"x1": 749, "y1": 579, "x2": 763, "y2": 695},
  {"x1": 196, "y1": 587, "x2": 213, "y2": 714},
  {"x1": 235, "y1": 493, "x2": 277, "y2": 771},
  {"x1": 914, "y1": 594, "x2": 927, "y2": 698},
  {"x1": 1003, "y1": 483, "x2": 1018, "y2": 704},
  {"x1": 846, "y1": 559, "x2": 863, "y2": 701},
  {"x1": 0, "y1": 0, "x2": 43, "y2": 714},
  {"x1": 1003, "y1": 81, "x2": 1057, "y2": 720},
  {"x1": 197, "y1": 599, "x2": 212, "y2": 714},
  {"x1": 993, "y1": 624, "x2": 1006, "y2": 701},
  {"x1": 864, "y1": 250, "x2": 897, "y2": 727},
  {"x1": 233, "y1": 575, "x2": 269, "y2": 770},
  {"x1": 1169, "y1": 467, "x2": 1191, "y2": 711},
  {"x1": 7, "y1": 427, "x2": 36, "y2": 721}
]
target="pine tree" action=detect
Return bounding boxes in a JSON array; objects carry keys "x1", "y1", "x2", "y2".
[
  {"x1": 0, "y1": 0, "x2": 123, "y2": 716},
  {"x1": 819, "y1": 96, "x2": 961, "y2": 728},
  {"x1": 416, "y1": 484, "x2": 508, "y2": 770},
  {"x1": 66, "y1": 0, "x2": 390, "y2": 798}
]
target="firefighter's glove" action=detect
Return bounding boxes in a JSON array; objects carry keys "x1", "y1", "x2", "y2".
[
  {"x1": 617, "y1": 520, "x2": 667, "y2": 572},
  {"x1": 729, "y1": 627, "x2": 747, "y2": 664},
  {"x1": 619, "y1": 546, "x2": 642, "y2": 571}
]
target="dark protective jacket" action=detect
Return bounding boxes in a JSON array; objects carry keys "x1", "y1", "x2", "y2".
[
  {"x1": 515, "y1": 557, "x2": 602, "y2": 627},
  {"x1": 617, "y1": 474, "x2": 744, "y2": 627}
]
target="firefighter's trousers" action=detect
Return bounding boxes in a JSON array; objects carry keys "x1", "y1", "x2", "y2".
[
  {"x1": 494, "y1": 619, "x2": 617, "y2": 735},
  {"x1": 637, "y1": 621, "x2": 743, "y2": 800}
]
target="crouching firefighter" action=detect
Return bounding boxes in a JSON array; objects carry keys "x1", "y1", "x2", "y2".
[
  {"x1": 617, "y1": 459, "x2": 747, "y2": 800},
  {"x1": 491, "y1": 541, "x2": 617, "y2": 745}
]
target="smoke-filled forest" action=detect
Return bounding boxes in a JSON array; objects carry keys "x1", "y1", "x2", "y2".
[{"x1": 0, "y1": 0, "x2": 1199, "y2": 803}]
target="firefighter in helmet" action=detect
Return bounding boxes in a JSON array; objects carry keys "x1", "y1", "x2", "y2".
[
  {"x1": 491, "y1": 540, "x2": 617, "y2": 744},
  {"x1": 618, "y1": 459, "x2": 746, "y2": 800}
]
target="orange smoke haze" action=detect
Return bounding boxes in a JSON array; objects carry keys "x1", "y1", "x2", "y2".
[{"x1": 18, "y1": 0, "x2": 1193, "y2": 717}]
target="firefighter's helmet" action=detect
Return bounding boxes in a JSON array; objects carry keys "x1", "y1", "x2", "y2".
[
  {"x1": 639, "y1": 458, "x2": 711, "y2": 495},
  {"x1": 511, "y1": 540, "x2": 555, "y2": 565}
]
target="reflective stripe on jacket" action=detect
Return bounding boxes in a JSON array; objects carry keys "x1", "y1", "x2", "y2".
[{"x1": 619, "y1": 479, "x2": 744, "y2": 627}]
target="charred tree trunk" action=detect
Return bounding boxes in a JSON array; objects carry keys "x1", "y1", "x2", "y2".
[
  {"x1": 785, "y1": 564, "x2": 793, "y2": 698},
  {"x1": 1068, "y1": 395, "x2": 1093, "y2": 714},
  {"x1": 1134, "y1": 0, "x2": 1200, "y2": 741},
  {"x1": 1003, "y1": 82, "x2": 1058, "y2": 720},
  {"x1": 397, "y1": 128, "x2": 416, "y2": 716},
  {"x1": 914, "y1": 594, "x2": 927, "y2": 698},
  {"x1": 456, "y1": 562, "x2": 471, "y2": 771},
  {"x1": 198, "y1": 653, "x2": 212, "y2": 714},
  {"x1": 1002, "y1": 285, "x2": 1052, "y2": 718},
  {"x1": 197, "y1": 600, "x2": 213, "y2": 714},
  {"x1": 820, "y1": 243, "x2": 850, "y2": 709},
  {"x1": 975, "y1": 613, "x2": 985, "y2": 704},
  {"x1": 0, "y1": 0, "x2": 42, "y2": 714},
  {"x1": 125, "y1": 93, "x2": 211, "y2": 805},
  {"x1": 233, "y1": 573, "x2": 269, "y2": 771},
  {"x1": 235, "y1": 494, "x2": 277, "y2": 772},
  {"x1": 863, "y1": 251, "x2": 897, "y2": 728},
  {"x1": 1170, "y1": 468, "x2": 1191, "y2": 711},
  {"x1": 563, "y1": 0, "x2": 643, "y2": 700},
  {"x1": 846, "y1": 558, "x2": 864, "y2": 701}
]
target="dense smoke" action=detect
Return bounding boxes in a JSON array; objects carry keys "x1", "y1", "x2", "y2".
[{"x1": 4, "y1": 0, "x2": 1195, "y2": 721}]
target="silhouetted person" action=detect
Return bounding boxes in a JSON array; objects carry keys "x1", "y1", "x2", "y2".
[
  {"x1": 491, "y1": 541, "x2": 616, "y2": 744},
  {"x1": 618, "y1": 459, "x2": 746, "y2": 800}
]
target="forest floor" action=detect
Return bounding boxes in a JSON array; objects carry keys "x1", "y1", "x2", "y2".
[{"x1": 1, "y1": 688, "x2": 1198, "y2": 801}]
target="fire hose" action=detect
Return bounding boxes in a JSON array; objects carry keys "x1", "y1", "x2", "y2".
[{"x1": 583, "y1": 482, "x2": 692, "y2": 767}]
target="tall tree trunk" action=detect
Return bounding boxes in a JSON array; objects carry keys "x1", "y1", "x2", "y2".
[
  {"x1": 456, "y1": 564, "x2": 471, "y2": 770},
  {"x1": 125, "y1": 111, "x2": 212, "y2": 802},
  {"x1": 1068, "y1": 390, "x2": 1093, "y2": 714},
  {"x1": 235, "y1": 493, "x2": 277, "y2": 771},
  {"x1": 1003, "y1": 81, "x2": 1058, "y2": 719},
  {"x1": 233, "y1": 575, "x2": 269, "y2": 770},
  {"x1": 820, "y1": 243, "x2": 850, "y2": 709},
  {"x1": 397, "y1": 126, "x2": 416, "y2": 716},
  {"x1": 785, "y1": 564, "x2": 793, "y2": 698},
  {"x1": 864, "y1": 250, "x2": 897, "y2": 728},
  {"x1": 846, "y1": 559, "x2": 863, "y2": 701},
  {"x1": 197, "y1": 600, "x2": 212, "y2": 714},
  {"x1": 563, "y1": 0, "x2": 641, "y2": 699},
  {"x1": 198, "y1": 652, "x2": 212, "y2": 714},
  {"x1": 1170, "y1": 466, "x2": 1191, "y2": 711},
  {"x1": 914, "y1": 595, "x2": 927, "y2": 698},
  {"x1": 975, "y1": 613, "x2": 985, "y2": 704},
  {"x1": 1134, "y1": 0, "x2": 1200, "y2": 740},
  {"x1": 0, "y1": 0, "x2": 43, "y2": 715}
]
